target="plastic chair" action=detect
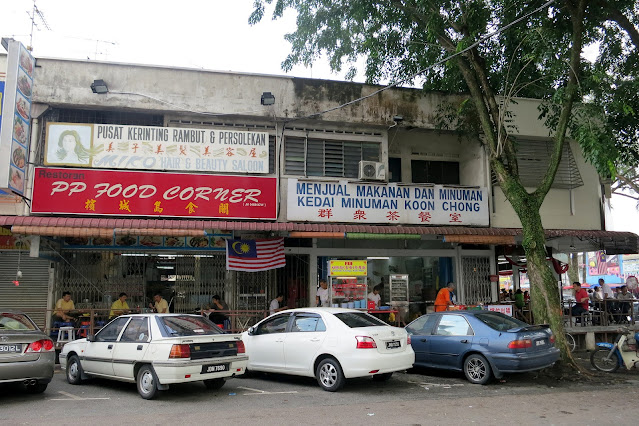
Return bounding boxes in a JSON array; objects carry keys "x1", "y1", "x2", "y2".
[{"x1": 57, "y1": 326, "x2": 75, "y2": 343}]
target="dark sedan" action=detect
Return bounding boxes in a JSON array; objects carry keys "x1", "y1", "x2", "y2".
[
  {"x1": 406, "y1": 310, "x2": 560, "y2": 384},
  {"x1": 0, "y1": 311, "x2": 55, "y2": 393}
]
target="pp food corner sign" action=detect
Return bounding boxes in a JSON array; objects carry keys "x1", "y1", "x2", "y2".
[{"x1": 0, "y1": 38, "x2": 34, "y2": 196}]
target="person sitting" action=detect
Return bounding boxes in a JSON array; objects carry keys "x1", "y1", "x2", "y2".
[
  {"x1": 109, "y1": 292, "x2": 130, "y2": 319},
  {"x1": 53, "y1": 291, "x2": 75, "y2": 323},
  {"x1": 205, "y1": 295, "x2": 230, "y2": 326},
  {"x1": 149, "y1": 293, "x2": 169, "y2": 313},
  {"x1": 571, "y1": 282, "x2": 589, "y2": 324},
  {"x1": 616, "y1": 285, "x2": 635, "y2": 323}
]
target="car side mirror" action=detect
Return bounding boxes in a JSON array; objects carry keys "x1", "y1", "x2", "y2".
[
  {"x1": 247, "y1": 326, "x2": 255, "y2": 336},
  {"x1": 86, "y1": 334, "x2": 95, "y2": 342}
]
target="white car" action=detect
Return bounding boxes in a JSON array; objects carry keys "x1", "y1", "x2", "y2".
[
  {"x1": 242, "y1": 308, "x2": 415, "y2": 391},
  {"x1": 59, "y1": 314, "x2": 248, "y2": 399}
]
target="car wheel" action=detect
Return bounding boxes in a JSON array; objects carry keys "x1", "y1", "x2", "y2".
[
  {"x1": 590, "y1": 348, "x2": 620, "y2": 373},
  {"x1": 203, "y1": 378, "x2": 226, "y2": 390},
  {"x1": 137, "y1": 365, "x2": 159, "y2": 400},
  {"x1": 464, "y1": 354, "x2": 492, "y2": 385},
  {"x1": 372, "y1": 372, "x2": 393, "y2": 382},
  {"x1": 25, "y1": 382, "x2": 48, "y2": 394},
  {"x1": 316, "y1": 358, "x2": 345, "y2": 392},
  {"x1": 66, "y1": 355, "x2": 83, "y2": 385}
]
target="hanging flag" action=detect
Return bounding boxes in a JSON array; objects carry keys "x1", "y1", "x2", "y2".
[{"x1": 226, "y1": 238, "x2": 285, "y2": 272}]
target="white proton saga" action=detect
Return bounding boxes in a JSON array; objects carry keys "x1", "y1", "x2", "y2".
[
  {"x1": 242, "y1": 308, "x2": 415, "y2": 391},
  {"x1": 60, "y1": 313, "x2": 247, "y2": 399}
]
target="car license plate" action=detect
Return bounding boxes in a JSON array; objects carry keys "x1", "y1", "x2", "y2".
[
  {"x1": 536, "y1": 340, "x2": 546, "y2": 346},
  {"x1": 386, "y1": 340, "x2": 401, "y2": 349},
  {"x1": 201, "y1": 363, "x2": 229, "y2": 374},
  {"x1": 0, "y1": 344, "x2": 22, "y2": 353}
]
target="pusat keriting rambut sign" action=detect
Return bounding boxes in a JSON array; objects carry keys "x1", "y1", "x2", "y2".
[
  {"x1": 0, "y1": 39, "x2": 34, "y2": 196},
  {"x1": 329, "y1": 260, "x2": 368, "y2": 276},
  {"x1": 287, "y1": 179, "x2": 489, "y2": 226},
  {"x1": 31, "y1": 167, "x2": 277, "y2": 220},
  {"x1": 44, "y1": 122, "x2": 269, "y2": 174}
]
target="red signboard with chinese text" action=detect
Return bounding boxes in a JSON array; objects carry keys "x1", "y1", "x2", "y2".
[{"x1": 31, "y1": 167, "x2": 277, "y2": 220}]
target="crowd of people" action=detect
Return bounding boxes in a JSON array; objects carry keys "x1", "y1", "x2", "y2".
[{"x1": 569, "y1": 278, "x2": 637, "y2": 324}]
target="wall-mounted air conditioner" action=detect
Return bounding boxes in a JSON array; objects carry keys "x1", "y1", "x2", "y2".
[{"x1": 358, "y1": 161, "x2": 386, "y2": 181}]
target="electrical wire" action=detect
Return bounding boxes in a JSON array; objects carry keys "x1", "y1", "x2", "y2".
[{"x1": 287, "y1": 0, "x2": 556, "y2": 123}]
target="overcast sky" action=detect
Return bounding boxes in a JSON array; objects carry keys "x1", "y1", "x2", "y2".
[{"x1": 2, "y1": 0, "x2": 637, "y2": 234}]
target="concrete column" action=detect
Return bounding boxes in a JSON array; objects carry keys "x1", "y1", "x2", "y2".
[{"x1": 585, "y1": 332, "x2": 596, "y2": 351}]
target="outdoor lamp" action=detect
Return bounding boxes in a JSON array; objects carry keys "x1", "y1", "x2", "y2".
[
  {"x1": 91, "y1": 79, "x2": 109, "y2": 94},
  {"x1": 261, "y1": 91, "x2": 275, "y2": 105}
]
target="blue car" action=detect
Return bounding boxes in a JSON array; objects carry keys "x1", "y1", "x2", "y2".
[{"x1": 406, "y1": 310, "x2": 560, "y2": 384}]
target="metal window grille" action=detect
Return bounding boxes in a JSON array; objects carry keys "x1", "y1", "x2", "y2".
[{"x1": 461, "y1": 256, "x2": 492, "y2": 305}]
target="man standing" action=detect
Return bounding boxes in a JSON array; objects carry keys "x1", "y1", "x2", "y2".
[
  {"x1": 269, "y1": 293, "x2": 287, "y2": 315},
  {"x1": 367, "y1": 286, "x2": 382, "y2": 309},
  {"x1": 53, "y1": 291, "x2": 75, "y2": 322},
  {"x1": 434, "y1": 282, "x2": 456, "y2": 312},
  {"x1": 316, "y1": 279, "x2": 329, "y2": 307},
  {"x1": 599, "y1": 278, "x2": 614, "y2": 299},
  {"x1": 571, "y1": 282, "x2": 589, "y2": 319},
  {"x1": 149, "y1": 293, "x2": 169, "y2": 313},
  {"x1": 109, "y1": 292, "x2": 130, "y2": 319}
]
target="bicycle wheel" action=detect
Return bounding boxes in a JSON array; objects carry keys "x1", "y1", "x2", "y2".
[
  {"x1": 590, "y1": 347, "x2": 620, "y2": 373},
  {"x1": 565, "y1": 333, "x2": 576, "y2": 353}
]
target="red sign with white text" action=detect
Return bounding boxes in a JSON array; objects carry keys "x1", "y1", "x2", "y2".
[{"x1": 31, "y1": 167, "x2": 277, "y2": 219}]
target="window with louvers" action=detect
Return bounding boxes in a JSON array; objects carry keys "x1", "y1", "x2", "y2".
[{"x1": 284, "y1": 137, "x2": 380, "y2": 178}]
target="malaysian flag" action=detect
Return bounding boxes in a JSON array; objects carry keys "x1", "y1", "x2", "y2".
[{"x1": 226, "y1": 238, "x2": 286, "y2": 272}]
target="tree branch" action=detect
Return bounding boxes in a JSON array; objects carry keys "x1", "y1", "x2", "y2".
[{"x1": 606, "y1": 7, "x2": 639, "y2": 49}]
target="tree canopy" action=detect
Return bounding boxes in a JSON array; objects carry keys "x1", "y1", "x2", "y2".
[{"x1": 251, "y1": 0, "x2": 639, "y2": 365}]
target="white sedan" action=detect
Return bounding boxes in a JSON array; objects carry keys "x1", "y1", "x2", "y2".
[
  {"x1": 60, "y1": 314, "x2": 247, "y2": 399},
  {"x1": 242, "y1": 308, "x2": 415, "y2": 391}
]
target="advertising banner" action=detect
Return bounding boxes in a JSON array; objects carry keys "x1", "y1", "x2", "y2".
[
  {"x1": 329, "y1": 260, "x2": 368, "y2": 276},
  {"x1": 486, "y1": 305, "x2": 513, "y2": 316},
  {"x1": 62, "y1": 230, "x2": 232, "y2": 251},
  {"x1": 31, "y1": 167, "x2": 277, "y2": 219},
  {"x1": 287, "y1": 179, "x2": 489, "y2": 226},
  {"x1": 44, "y1": 122, "x2": 270, "y2": 174},
  {"x1": 0, "y1": 39, "x2": 34, "y2": 195}
]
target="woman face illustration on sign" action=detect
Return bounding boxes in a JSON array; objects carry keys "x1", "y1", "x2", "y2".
[{"x1": 57, "y1": 130, "x2": 91, "y2": 165}]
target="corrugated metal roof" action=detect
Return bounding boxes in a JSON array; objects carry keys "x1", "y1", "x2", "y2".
[{"x1": 0, "y1": 215, "x2": 637, "y2": 253}]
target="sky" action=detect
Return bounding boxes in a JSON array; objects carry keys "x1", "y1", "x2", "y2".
[{"x1": 1, "y1": 0, "x2": 637, "y2": 234}]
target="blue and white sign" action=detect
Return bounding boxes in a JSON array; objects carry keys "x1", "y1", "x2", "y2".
[{"x1": 287, "y1": 179, "x2": 489, "y2": 226}]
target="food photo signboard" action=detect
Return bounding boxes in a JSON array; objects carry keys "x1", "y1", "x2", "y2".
[
  {"x1": 62, "y1": 230, "x2": 233, "y2": 251},
  {"x1": 0, "y1": 39, "x2": 34, "y2": 195},
  {"x1": 44, "y1": 122, "x2": 270, "y2": 174},
  {"x1": 287, "y1": 179, "x2": 489, "y2": 226},
  {"x1": 31, "y1": 167, "x2": 277, "y2": 219}
]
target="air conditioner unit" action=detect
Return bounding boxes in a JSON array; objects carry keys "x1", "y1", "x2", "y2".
[{"x1": 358, "y1": 161, "x2": 386, "y2": 181}]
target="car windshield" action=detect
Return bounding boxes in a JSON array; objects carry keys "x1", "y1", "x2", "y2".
[
  {"x1": 159, "y1": 315, "x2": 223, "y2": 336},
  {"x1": 475, "y1": 312, "x2": 528, "y2": 331},
  {"x1": 334, "y1": 312, "x2": 387, "y2": 328},
  {"x1": 0, "y1": 312, "x2": 37, "y2": 330}
]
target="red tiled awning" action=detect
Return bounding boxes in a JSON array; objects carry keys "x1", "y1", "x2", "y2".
[{"x1": 1, "y1": 215, "x2": 637, "y2": 253}]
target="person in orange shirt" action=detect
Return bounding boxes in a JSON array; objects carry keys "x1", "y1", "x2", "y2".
[{"x1": 434, "y1": 282, "x2": 456, "y2": 312}]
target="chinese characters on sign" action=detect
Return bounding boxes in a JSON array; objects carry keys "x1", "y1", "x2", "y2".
[
  {"x1": 44, "y1": 123, "x2": 270, "y2": 174},
  {"x1": 329, "y1": 260, "x2": 368, "y2": 276},
  {"x1": 31, "y1": 167, "x2": 277, "y2": 219},
  {"x1": 287, "y1": 179, "x2": 489, "y2": 226},
  {"x1": 486, "y1": 305, "x2": 513, "y2": 316}
]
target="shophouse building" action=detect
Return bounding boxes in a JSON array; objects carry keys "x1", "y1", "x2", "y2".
[{"x1": 0, "y1": 52, "x2": 637, "y2": 327}]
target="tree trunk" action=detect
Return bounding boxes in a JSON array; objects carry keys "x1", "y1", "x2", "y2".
[{"x1": 518, "y1": 206, "x2": 576, "y2": 365}]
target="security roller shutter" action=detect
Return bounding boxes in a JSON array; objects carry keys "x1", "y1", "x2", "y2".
[{"x1": 0, "y1": 252, "x2": 51, "y2": 328}]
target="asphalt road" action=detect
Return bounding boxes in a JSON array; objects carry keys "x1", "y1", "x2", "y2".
[{"x1": 1, "y1": 354, "x2": 638, "y2": 425}]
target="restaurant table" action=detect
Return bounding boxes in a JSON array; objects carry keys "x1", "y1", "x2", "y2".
[{"x1": 367, "y1": 309, "x2": 401, "y2": 326}]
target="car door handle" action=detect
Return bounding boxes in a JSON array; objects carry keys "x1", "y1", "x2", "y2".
[
  {"x1": 420, "y1": 338, "x2": 427, "y2": 342},
  {"x1": 310, "y1": 338, "x2": 320, "y2": 342},
  {"x1": 460, "y1": 339, "x2": 469, "y2": 344},
  {"x1": 275, "y1": 339, "x2": 284, "y2": 343},
  {"x1": 108, "y1": 345, "x2": 113, "y2": 349},
  {"x1": 137, "y1": 345, "x2": 143, "y2": 350}
]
